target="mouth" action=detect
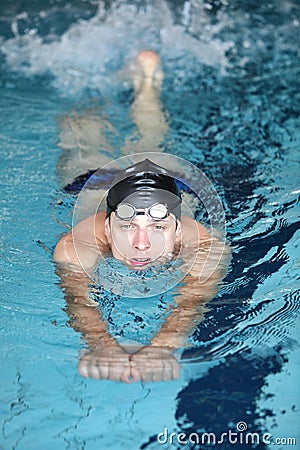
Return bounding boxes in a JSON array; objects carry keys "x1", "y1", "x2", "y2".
[{"x1": 129, "y1": 258, "x2": 152, "y2": 267}]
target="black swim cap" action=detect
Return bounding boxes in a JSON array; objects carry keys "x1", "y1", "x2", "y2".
[{"x1": 106, "y1": 159, "x2": 182, "y2": 219}]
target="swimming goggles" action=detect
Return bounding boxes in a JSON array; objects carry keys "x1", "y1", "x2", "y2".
[{"x1": 115, "y1": 202, "x2": 169, "y2": 221}]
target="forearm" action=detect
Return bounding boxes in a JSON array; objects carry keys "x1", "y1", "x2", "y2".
[
  {"x1": 151, "y1": 240, "x2": 231, "y2": 349},
  {"x1": 151, "y1": 283, "x2": 206, "y2": 349},
  {"x1": 56, "y1": 264, "x2": 119, "y2": 351}
]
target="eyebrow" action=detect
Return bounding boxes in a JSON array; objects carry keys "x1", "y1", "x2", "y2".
[
  {"x1": 149, "y1": 219, "x2": 169, "y2": 224},
  {"x1": 115, "y1": 217, "x2": 171, "y2": 224}
]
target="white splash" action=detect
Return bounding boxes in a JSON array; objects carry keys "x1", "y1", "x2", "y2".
[{"x1": 1, "y1": 0, "x2": 233, "y2": 94}]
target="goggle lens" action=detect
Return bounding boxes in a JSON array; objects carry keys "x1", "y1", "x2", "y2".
[
  {"x1": 116, "y1": 203, "x2": 135, "y2": 220},
  {"x1": 115, "y1": 203, "x2": 168, "y2": 220},
  {"x1": 148, "y1": 203, "x2": 168, "y2": 219}
]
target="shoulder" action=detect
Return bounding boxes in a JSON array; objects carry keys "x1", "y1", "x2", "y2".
[
  {"x1": 53, "y1": 211, "x2": 110, "y2": 264},
  {"x1": 94, "y1": 210, "x2": 107, "y2": 234},
  {"x1": 181, "y1": 215, "x2": 211, "y2": 242},
  {"x1": 91, "y1": 211, "x2": 110, "y2": 249}
]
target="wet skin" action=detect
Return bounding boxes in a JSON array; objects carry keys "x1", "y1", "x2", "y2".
[{"x1": 104, "y1": 212, "x2": 182, "y2": 270}]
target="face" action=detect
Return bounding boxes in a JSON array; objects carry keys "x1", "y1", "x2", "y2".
[{"x1": 105, "y1": 211, "x2": 181, "y2": 270}]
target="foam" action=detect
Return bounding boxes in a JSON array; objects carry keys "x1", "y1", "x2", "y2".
[{"x1": 0, "y1": 0, "x2": 233, "y2": 95}]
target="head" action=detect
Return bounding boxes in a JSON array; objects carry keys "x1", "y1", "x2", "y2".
[{"x1": 105, "y1": 159, "x2": 182, "y2": 270}]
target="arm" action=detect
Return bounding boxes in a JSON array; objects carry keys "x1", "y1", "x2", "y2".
[
  {"x1": 56, "y1": 265, "x2": 132, "y2": 382},
  {"x1": 151, "y1": 235, "x2": 231, "y2": 348},
  {"x1": 54, "y1": 214, "x2": 230, "y2": 382},
  {"x1": 130, "y1": 227, "x2": 231, "y2": 381},
  {"x1": 54, "y1": 212, "x2": 132, "y2": 382}
]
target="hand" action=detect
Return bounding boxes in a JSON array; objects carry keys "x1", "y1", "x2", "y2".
[
  {"x1": 130, "y1": 346, "x2": 181, "y2": 382},
  {"x1": 79, "y1": 345, "x2": 131, "y2": 383}
]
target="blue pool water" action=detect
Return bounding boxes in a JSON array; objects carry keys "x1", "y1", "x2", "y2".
[{"x1": 1, "y1": 1, "x2": 299, "y2": 449}]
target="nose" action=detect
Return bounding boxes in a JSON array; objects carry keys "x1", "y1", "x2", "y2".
[{"x1": 132, "y1": 228, "x2": 151, "y2": 252}]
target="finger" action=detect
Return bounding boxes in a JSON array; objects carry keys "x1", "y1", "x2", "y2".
[
  {"x1": 172, "y1": 361, "x2": 181, "y2": 380},
  {"x1": 129, "y1": 358, "x2": 141, "y2": 382},
  {"x1": 89, "y1": 358, "x2": 108, "y2": 379},
  {"x1": 106, "y1": 359, "x2": 129, "y2": 382},
  {"x1": 162, "y1": 360, "x2": 173, "y2": 381},
  {"x1": 130, "y1": 366, "x2": 141, "y2": 383},
  {"x1": 152, "y1": 360, "x2": 165, "y2": 382},
  {"x1": 144, "y1": 364, "x2": 157, "y2": 383},
  {"x1": 79, "y1": 356, "x2": 102, "y2": 379},
  {"x1": 120, "y1": 367, "x2": 132, "y2": 384},
  {"x1": 133, "y1": 362, "x2": 150, "y2": 383},
  {"x1": 78, "y1": 359, "x2": 90, "y2": 378}
]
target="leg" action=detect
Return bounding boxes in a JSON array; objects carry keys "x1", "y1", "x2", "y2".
[
  {"x1": 56, "y1": 109, "x2": 115, "y2": 185},
  {"x1": 122, "y1": 50, "x2": 168, "y2": 154},
  {"x1": 56, "y1": 51, "x2": 169, "y2": 186}
]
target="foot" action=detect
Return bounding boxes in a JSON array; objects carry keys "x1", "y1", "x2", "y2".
[
  {"x1": 136, "y1": 50, "x2": 161, "y2": 79},
  {"x1": 133, "y1": 50, "x2": 164, "y2": 92}
]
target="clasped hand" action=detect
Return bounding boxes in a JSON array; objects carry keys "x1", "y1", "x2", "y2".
[{"x1": 79, "y1": 345, "x2": 180, "y2": 383}]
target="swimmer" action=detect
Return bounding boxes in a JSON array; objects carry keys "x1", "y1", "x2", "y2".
[{"x1": 54, "y1": 51, "x2": 230, "y2": 383}]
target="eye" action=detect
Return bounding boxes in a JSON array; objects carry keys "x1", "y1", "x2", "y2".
[
  {"x1": 153, "y1": 224, "x2": 165, "y2": 230},
  {"x1": 121, "y1": 224, "x2": 134, "y2": 230}
]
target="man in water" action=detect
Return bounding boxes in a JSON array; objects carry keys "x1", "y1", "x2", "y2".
[{"x1": 54, "y1": 51, "x2": 230, "y2": 383}]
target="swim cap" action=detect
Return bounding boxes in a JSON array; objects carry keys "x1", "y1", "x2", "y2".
[{"x1": 106, "y1": 159, "x2": 182, "y2": 219}]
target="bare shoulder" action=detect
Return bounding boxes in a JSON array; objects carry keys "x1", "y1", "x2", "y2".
[
  {"x1": 53, "y1": 211, "x2": 109, "y2": 264},
  {"x1": 181, "y1": 215, "x2": 211, "y2": 242},
  {"x1": 78, "y1": 210, "x2": 108, "y2": 249},
  {"x1": 94, "y1": 210, "x2": 106, "y2": 228},
  {"x1": 94, "y1": 210, "x2": 108, "y2": 243}
]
